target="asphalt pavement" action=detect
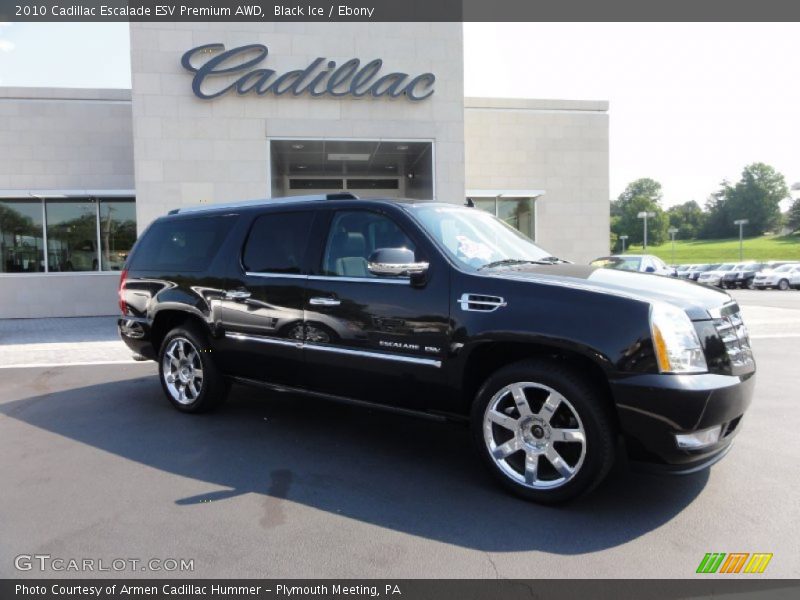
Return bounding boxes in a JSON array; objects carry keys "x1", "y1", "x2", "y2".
[{"x1": 0, "y1": 290, "x2": 798, "y2": 578}]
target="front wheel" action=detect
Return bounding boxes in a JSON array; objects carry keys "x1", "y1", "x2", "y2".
[
  {"x1": 778, "y1": 279, "x2": 790, "y2": 291},
  {"x1": 159, "y1": 325, "x2": 228, "y2": 413},
  {"x1": 471, "y1": 359, "x2": 615, "y2": 504}
]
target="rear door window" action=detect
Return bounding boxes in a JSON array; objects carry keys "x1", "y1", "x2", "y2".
[
  {"x1": 242, "y1": 211, "x2": 315, "y2": 274},
  {"x1": 129, "y1": 215, "x2": 236, "y2": 272}
]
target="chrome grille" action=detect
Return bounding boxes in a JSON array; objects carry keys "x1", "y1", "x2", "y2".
[{"x1": 713, "y1": 311, "x2": 753, "y2": 367}]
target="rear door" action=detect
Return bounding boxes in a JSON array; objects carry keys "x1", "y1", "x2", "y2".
[
  {"x1": 216, "y1": 210, "x2": 316, "y2": 386},
  {"x1": 301, "y1": 207, "x2": 451, "y2": 410}
]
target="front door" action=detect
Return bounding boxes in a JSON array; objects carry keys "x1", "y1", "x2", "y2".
[
  {"x1": 217, "y1": 210, "x2": 316, "y2": 386},
  {"x1": 302, "y1": 208, "x2": 451, "y2": 410}
]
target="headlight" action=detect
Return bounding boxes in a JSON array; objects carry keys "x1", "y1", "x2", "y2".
[{"x1": 649, "y1": 302, "x2": 707, "y2": 373}]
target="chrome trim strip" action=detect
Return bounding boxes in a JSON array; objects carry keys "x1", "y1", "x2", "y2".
[
  {"x1": 225, "y1": 332, "x2": 441, "y2": 367},
  {"x1": 304, "y1": 342, "x2": 442, "y2": 368},
  {"x1": 308, "y1": 275, "x2": 410, "y2": 285},
  {"x1": 225, "y1": 332, "x2": 303, "y2": 348},
  {"x1": 243, "y1": 272, "x2": 409, "y2": 284},
  {"x1": 245, "y1": 272, "x2": 308, "y2": 280}
]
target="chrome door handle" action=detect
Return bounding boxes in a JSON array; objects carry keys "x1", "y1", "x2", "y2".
[
  {"x1": 224, "y1": 290, "x2": 251, "y2": 301},
  {"x1": 309, "y1": 297, "x2": 340, "y2": 306}
]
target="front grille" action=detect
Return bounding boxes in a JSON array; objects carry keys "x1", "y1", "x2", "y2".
[{"x1": 713, "y1": 311, "x2": 753, "y2": 368}]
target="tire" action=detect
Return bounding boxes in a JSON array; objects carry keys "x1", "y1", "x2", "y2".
[
  {"x1": 746, "y1": 279, "x2": 755, "y2": 290},
  {"x1": 158, "y1": 324, "x2": 228, "y2": 413},
  {"x1": 471, "y1": 359, "x2": 615, "y2": 504},
  {"x1": 778, "y1": 279, "x2": 790, "y2": 291}
]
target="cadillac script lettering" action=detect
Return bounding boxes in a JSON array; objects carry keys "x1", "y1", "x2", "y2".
[{"x1": 181, "y1": 44, "x2": 436, "y2": 101}]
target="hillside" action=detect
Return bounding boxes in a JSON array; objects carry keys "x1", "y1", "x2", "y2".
[{"x1": 623, "y1": 234, "x2": 800, "y2": 264}]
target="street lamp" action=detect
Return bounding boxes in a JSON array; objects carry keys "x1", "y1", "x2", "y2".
[
  {"x1": 668, "y1": 226, "x2": 679, "y2": 265},
  {"x1": 619, "y1": 234, "x2": 629, "y2": 254},
  {"x1": 637, "y1": 211, "x2": 656, "y2": 250},
  {"x1": 734, "y1": 219, "x2": 749, "y2": 261}
]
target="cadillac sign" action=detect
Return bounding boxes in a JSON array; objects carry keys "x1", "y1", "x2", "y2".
[{"x1": 181, "y1": 44, "x2": 436, "y2": 101}]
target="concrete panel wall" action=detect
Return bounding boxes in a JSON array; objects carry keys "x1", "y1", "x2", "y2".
[
  {"x1": 465, "y1": 98, "x2": 610, "y2": 265},
  {"x1": 0, "y1": 88, "x2": 133, "y2": 318},
  {"x1": 0, "y1": 273, "x2": 119, "y2": 318},
  {"x1": 130, "y1": 22, "x2": 465, "y2": 231},
  {"x1": 0, "y1": 88, "x2": 134, "y2": 191}
]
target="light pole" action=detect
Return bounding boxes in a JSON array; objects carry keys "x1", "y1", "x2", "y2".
[
  {"x1": 734, "y1": 219, "x2": 749, "y2": 261},
  {"x1": 668, "y1": 226, "x2": 679, "y2": 265},
  {"x1": 619, "y1": 234, "x2": 628, "y2": 254},
  {"x1": 637, "y1": 211, "x2": 656, "y2": 250}
]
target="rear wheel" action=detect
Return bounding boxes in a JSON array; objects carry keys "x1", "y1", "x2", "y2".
[
  {"x1": 471, "y1": 359, "x2": 615, "y2": 504},
  {"x1": 158, "y1": 325, "x2": 228, "y2": 413},
  {"x1": 778, "y1": 279, "x2": 790, "y2": 291}
]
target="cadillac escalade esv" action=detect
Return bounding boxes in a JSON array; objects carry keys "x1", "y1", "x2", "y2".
[{"x1": 118, "y1": 194, "x2": 755, "y2": 503}]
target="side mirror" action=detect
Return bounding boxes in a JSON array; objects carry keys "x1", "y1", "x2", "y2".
[
  {"x1": 367, "y1": 248, "x2": 429, "y2": 279},
  {"x1": 645, "y1": 266, "x2": 656, "y2": 273}
]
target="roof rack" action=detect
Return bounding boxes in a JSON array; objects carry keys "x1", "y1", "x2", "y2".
[{"x1": 167, "y1": 192, "x2": 359, "y2": 215}]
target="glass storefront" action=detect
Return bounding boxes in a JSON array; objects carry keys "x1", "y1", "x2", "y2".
[
  {"x1": 472, "y1": 196, "x2": 537, "y2": 240},
  {"x1": 0, "y1": 196, "x2": 135, "y2": 273},
  {"x1": 0, "y1": 200, "x2": 45, "y2": 273},
  {"x1": 99, "y1": 200, "x2": 137, "y2": 271}
]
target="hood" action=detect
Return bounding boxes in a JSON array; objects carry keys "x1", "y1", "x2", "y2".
[{"x1": 483, "y1": 264, "x2": 732, "y2": 320}]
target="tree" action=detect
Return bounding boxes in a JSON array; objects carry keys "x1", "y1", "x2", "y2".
[
  {"x1": 701, "y1": 163, "x2": 788, "y2": 238},
  {"x1": 787, "y1": 198, "x2": 800, "y2": 233},
  {"x1": 610, "y1": 178, "x2": 669, "y2": 246},
  {"x1": 667, "y1": 200, "x2": 705, "y2": 239}
]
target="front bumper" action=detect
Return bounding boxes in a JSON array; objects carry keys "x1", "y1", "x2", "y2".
[{"x1": 610, "y1": 371, "x2": 754, "y2": 471}]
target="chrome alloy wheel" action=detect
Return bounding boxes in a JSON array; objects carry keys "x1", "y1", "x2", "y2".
[
  {"x1": 483, "y1": 382, "x2": 587, "y2": 490},
  {"x1": 162, "y1": 337, "x2": 204, "y2": 405}
]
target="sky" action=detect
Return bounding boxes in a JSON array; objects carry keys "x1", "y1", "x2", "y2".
[{"x1": 0, "y1": 22, "x2": 798, "y2": 208}]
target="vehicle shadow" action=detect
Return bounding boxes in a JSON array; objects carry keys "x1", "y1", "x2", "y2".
[{"x1": 0, "y1": 374, "x2": 709, "y2": 554}]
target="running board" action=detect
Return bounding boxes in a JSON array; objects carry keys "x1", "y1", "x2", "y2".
[{"x1": 226, "y1": 375, "x2": 466, "y2": 423}]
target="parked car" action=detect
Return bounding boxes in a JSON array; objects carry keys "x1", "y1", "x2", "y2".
[
  {"x1": 721, "y1": 262, "x2": 764, "y2": 290},
  {"x1": 686, "y1": 264, "x2": 719, "y2": 282},
  {"x1": 753, "y1": 263, "x2": 800, "y2": 290},
  {"x1": 790, "y1": 268, "x2": 800, "y2": 290},
  {"x1": 590, "y1": 254, "x2": 674, "y2": 276},
  {"x1": 697, "y1": 263, "x2": 738, "y2": 287},
  {"x1": 675, "y1": 264, "x2": 696, "y2": 279},
  {"x1": 118, "y1": 195, "x2": 754, "y2": 504}
]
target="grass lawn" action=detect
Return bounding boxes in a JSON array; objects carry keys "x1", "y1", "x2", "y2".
[{"x1": 623, "y1": 233, "x2": 800, "y2": 264}]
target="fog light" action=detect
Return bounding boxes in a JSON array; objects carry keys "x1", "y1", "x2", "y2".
[{"x1": 675, "y1": 425, "x2": 723, "y2": 449}]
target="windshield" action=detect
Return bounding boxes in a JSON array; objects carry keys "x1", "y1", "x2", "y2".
[
  {"x1": 590, "y1": 256, "x2": 642, "y2": 271},
  {"x1": 774, "y1": 264, "x2": 796, "y2": 273},
  {"x1": 410, "y1": 205, "x2": 551, "y2": 269},
  {"x1": 717, "y1": 263, "x2": 736, "y2": 271}
]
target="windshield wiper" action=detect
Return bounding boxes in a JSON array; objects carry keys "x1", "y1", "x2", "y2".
[{"x1": 479, "y1": 258, "x2": 560, "y2": 270}]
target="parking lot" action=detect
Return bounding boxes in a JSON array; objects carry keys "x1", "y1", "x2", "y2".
[{"x1": 0, "y1": 289, "x2": 798, "y2": 578}]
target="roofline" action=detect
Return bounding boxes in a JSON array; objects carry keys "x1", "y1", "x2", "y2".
[{"x1": 168, "y1": 193, "x2": 360, "y2": 215}]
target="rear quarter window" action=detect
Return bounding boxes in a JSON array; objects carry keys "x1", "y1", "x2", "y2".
[{"x1": 128, "y1": 215, "x2": 236, "y2": 272}]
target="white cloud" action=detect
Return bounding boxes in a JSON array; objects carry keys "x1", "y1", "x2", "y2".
[{"x1": 0, "y1": 39, "x2": 14, "y2": 52}]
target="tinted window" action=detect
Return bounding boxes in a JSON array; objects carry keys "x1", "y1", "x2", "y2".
[
  {"x1": 242, "y1": 212, "x2": 314, "y2": 274},
  {"x1": 322, "y1": 210, "x2": 415, "y2": 278},
  {"x1": 130, "y1": 215, "x2": 236, "y2": 272}
]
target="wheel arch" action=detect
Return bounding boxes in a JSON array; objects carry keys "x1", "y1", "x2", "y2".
[
  {"x1": 459, "y1": 340, "x2": 618, "y2": 426},
  {"x1": 150, "y1": 308, "x2": 212, "y2": 356}
]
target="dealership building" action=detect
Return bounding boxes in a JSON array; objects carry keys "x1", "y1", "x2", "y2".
[{"x1": 0, "y1": 23, "x2": 609, "y2": 318}]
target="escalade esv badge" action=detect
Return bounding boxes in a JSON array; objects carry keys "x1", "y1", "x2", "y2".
[{"x1": 118, "y1": 194, "x2": 755, "y2": 504}]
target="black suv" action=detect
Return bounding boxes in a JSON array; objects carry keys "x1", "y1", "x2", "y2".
[{"x1": 118, "y1": 195, "x2": 755, "y2": 503}]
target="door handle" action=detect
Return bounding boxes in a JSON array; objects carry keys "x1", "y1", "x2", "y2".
[
  {"x1": 309, "y1": 296, "x2": 341, "y2": 306},
  {"x1": 224, "y1": 290, "x2": 251, "y2": 301}
]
